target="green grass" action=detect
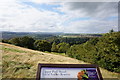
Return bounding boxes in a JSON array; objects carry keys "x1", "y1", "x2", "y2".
[
  {"x1": 3, "y1": 47, "x2": 27, "y2": 53},
  {"x1": 2, "y1": 60, "x2": 34, "y2": 78},
  {"x1": 45, "y1": 51, "x2": 66, "y2": 56}
]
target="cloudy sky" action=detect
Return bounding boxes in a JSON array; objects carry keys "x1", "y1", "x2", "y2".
[{"x1": 0, "y1": 0, "x2": 119, "y2": 33}]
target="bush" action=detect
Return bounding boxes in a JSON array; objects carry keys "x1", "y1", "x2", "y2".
[{"x1": 2, "y1": 39, "x2": 9, "y2": 43}]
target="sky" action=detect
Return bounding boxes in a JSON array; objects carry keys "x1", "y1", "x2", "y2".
[{"x1": 0, "y1": 0, "x2": 119, "y2": 33}]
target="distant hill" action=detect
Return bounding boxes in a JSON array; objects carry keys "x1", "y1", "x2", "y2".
[
  {"x1": 1, "y1": 31, "x2": 102, "y2": 40},
  {"x1": 1, "y1": 31, "x2": 63, "y2": 40},
  {"x1": 1, "y1": 42, "x2": 119, "y2": 79}
]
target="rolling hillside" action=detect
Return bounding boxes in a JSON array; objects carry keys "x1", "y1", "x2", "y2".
[{"x1": 0, "y1": 42, "x2": 120, "y2": 79}]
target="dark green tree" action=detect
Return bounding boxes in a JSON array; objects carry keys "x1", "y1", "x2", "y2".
[
  {"x1": 9, "y1": 37, "x2": 21, "y2": 46},
  {"x1": 34, "y1": 40, "x2": 51, "y2": 52},
  {"x1": 9, "y1": 36, "x2": 35, "y2": 49},
  {"x1": 109, "y1": 29, "x2": 114, "y2": 33},
  {"x1": 19, "y1": 36, "x2": 35, "y2": 49}
]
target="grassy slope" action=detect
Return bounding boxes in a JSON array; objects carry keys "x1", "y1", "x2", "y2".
[{"x1": 0, "y1": 42, "x2": 119, "y2": 79}]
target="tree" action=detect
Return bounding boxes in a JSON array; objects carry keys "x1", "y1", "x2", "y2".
[
  {"x1": 34, "y1": 40, "x2": 51, "y2": 52},
  {"x1": 109, "y1": 29, "x2": 114, "y2": 33},
  {"x1": 51, "y1": 42, "x2": 58, "y2": 52},
  {"x1": 19, "y1": 36, "x2": 35, "y2": 49},
  {"x1": 9, "y1": 37, "x2": 21, "y2": 46},
  {"x1": 9, "y1": 36, "x2": 35, "y2": 49},
  {"x1": 57, "y1": 42, "x2": 70, "y2": 53}
]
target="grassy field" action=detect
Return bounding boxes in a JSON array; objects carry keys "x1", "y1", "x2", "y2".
[{"x1": 0, "y1": 42, "x2": 120, "y2": 79}]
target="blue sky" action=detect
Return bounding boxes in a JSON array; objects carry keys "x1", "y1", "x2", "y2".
[
  {"x1": 22, "y1": 2, "x2": 65, "y2": 15},
  {"x1": 0, "y1": 0, "x2": 119, "y2": 33}
]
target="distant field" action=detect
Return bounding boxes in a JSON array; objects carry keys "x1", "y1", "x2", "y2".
[
  {"x1": 1, "y1": 42, "x2": 119, "y2": 79},
  {"x1": 62, "y1": 35, "x2": 100, "y2": 38},
  {"x1": 60, "y1": 34, "x2": 102, "y2": 38}
]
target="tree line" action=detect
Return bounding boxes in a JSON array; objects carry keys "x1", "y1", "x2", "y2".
[
  {"x1": 2, "y1": 36, "x2": 90, "y2": 53},
  {"x1": 2, "y1": 36, "x2": 70, "y2": 53},
  {"x1": 46, "y1": 36, "x2": 90, "y2": 45}
]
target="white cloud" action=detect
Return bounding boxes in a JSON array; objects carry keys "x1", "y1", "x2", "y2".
[
  {"x1": 63, "y1": 18, "x2": 118, "y2": 33},
  {"x1": 22, "y1": 0, "x2": 120, "y2": 3},
  {"x1": 58, "y1": 2, "x2": 118, "y2": 33},
  {"x1": 0, "y1": 0, "x2": 118, "y2": 33},
  {"x1": 0, "y1": 0, "x2": 65, "y2": 32}
]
